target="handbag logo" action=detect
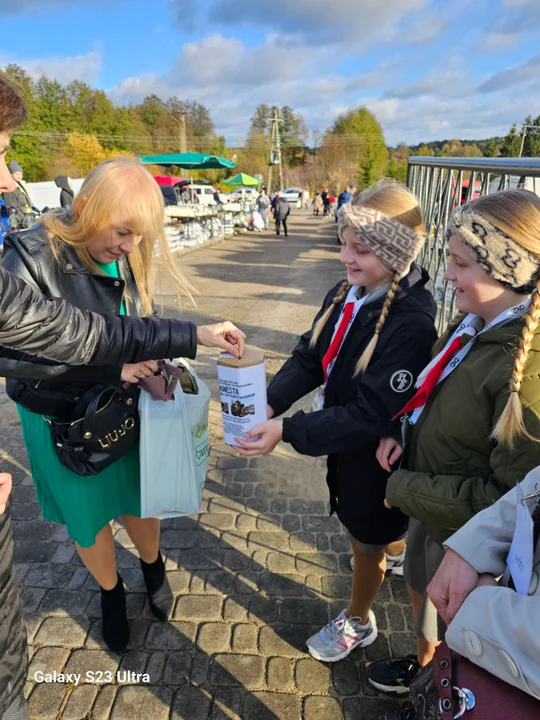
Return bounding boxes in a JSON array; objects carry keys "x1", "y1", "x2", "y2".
[{"x1": 98, "y1": 417, "x2": 136, "y2": 448}]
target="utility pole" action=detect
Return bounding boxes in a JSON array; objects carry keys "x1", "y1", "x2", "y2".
[
  {"x1": 268, "y1": 107, "x2": 283, "y2": 192},
  {"x1": 178, "y1": 111, "x2": 187, "y2": 154},
  {"x1": 519, "y1": 124, "x2": 540, "y2": 157}
]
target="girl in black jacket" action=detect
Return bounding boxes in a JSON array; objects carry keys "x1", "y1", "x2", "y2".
[{"x1": 236, "y1": 182, "x2": 437, "y2": 663}]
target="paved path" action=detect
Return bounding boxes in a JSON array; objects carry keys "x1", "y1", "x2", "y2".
[{"x1": 4, "y1": 210, "x2": 415, "y2": 719}]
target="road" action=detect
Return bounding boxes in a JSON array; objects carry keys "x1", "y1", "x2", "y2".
[{"x1": 3, "y1": 209, "x2": 414, "y2": 720}]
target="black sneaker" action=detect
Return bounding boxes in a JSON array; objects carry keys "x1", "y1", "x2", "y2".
[
  {"x1": 379, "y1": 705, "x2": 416, "y2": 720},
  {"x1": 367, "y1": 655, "x2": 421, "y2": 695}
]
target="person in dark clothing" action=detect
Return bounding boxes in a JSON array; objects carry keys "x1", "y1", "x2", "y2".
[
  {"x1": 236, "y1": 182, "x2": 437, "y2": 664},
  {"x1": 336, "y1": 185, "x2": 357, "y2": 242},
  {"x1": 0, "y1": 72, "x2": 246, "y2": 720},
  {"x1": 321, "y1": 186, "x2": 331, "y2": 216},
  {"x1": 160, "y1": 183, "x2": 177, "y2": 206},
  {"x1": 272, "y1": 192, "x2": 290, "y2": 236},
  {"x1": 54, "y1": 174, "x2": 74, "y2": 208}
]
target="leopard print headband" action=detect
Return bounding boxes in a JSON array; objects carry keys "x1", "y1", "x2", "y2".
[
  {"x1": 337, "y1": 203, "x2": 425, "y2": 276},
  {"x1": 446, "y1": 204, "x2": 540, "y2": 294}
]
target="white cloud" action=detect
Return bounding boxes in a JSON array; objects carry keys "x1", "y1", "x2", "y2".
[
  {"x1": 477, "y1": 54, "x2": 540, "y2": 93},
  {"x1": 1, "y1": 45, "x2": 102, "y2": 85},
  {"x1": 384, "y1": 57, "x2": 473, "y2": 100},
  {"x1": 479, "y1": 0, "x2": 540, "y2": 52},
  {"x1": 0, "y1": 0, "x2": 126, "y2": 16}
]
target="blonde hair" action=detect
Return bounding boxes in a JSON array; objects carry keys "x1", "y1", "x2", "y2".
[
  {"x1": 466, "y1": 190, "x2": 540, "y2": 447},
  {"x1": 311, "y1": 181, "x2": 424, "y2": 376},
  {"x1": 40, "y1": 156, "x2": 195, "y2": 316}
]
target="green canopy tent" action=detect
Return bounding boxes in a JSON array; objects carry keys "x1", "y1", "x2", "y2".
[
  {"x1": 139, "y1": 152, "x2": 236, "y2": 170},
  {"x1": 221, "y1": 172, "x2": 260, "y2": 187}
]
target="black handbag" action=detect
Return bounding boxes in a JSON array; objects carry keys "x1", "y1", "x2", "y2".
[{"x1": 44, "y1": 383, "x2": 140, "y2": 476}]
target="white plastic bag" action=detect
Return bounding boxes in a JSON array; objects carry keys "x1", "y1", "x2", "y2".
[{"x1": 139, "y1": 361, "x2": 211, "y2": 519}]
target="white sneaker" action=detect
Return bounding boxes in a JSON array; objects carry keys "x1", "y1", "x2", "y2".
[
  {"x1": 349, "y1": 550, "x2": 406, "y2": 577},
  {"x1": 306, "y1": 610, "x2": 378, "y2": 662}
]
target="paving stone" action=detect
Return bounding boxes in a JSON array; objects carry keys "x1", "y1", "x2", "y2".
[
  {"x1": 175, "y1": 595, "x2": 223, "y2": 621},
  {"x1": 177, "y1": 549, "x2": 223, "y2": 570},
  {"x1": 296, "y1": 552, "x2": 338, "y2": 575},
  {"x1": 222, "y1": 549, "x2": 250, "y2": 571},
  {"x1": 171, "y1": 685, "x2": 212, "y2": 719},
  {"x1": 244, "y1": 497, "x2": 269, "y2": 514},
  {"x1": 197, "y1": 622, "x2": 232, "y2": 653},
  {"x1": 343, "y1": 697, "x2": 399, "y2": 720},
  {"x1": 27, "y1": 682, "x2": 66, "y2": 718},
  {"x1": 65, "y1": 649, "x2": 119, "y2": 680},
  {"x1": 162, "y1": 652, "x2": 192, "y2": 685},
  {"x1": 210, "y1": 688, "x2": 244, "y2": 720},
  {"x1": 258, "y1": 625, "x2": 314, "y2": 658},
  {"x1": 241, "y1": 483, "x2": 254, "y2": 497},
  {"x1": 168, "y1": 570, "x2": 191, "y2": 593},
  {"x1": 316, "y1": 533, "x2": 330, "y2": 551},
  {"x1": 280, "y1": 598, "x2": 328, "y2": 625},
  {"x1": 321, "y1": 575, "x2": 352, "y2": 599},
  {"x1": 90, "y1": 684, "x2": 117, "y2": 720},
  {"x1": 303, "y1": 696, "x2": 342, "y2": 719},
  {"x1": 199, "y1": 513, "x2": 237, "y2": 530},
  {"x1": 191, "y1": 651, "x2": 211, "y2": 686},
  {"x1": 216, "y1": 456, "x2": 248, "y2": 469},
  {"x1": 161, "y1": 529, "x2": 200, "y2": 549},
  {"x1": 225, "y1": 482, "x2": 242, "y2": 498},
  {"x1": 281, "y1": 515, "x2": 300, "y2": 533},
  {"x1": 231, "y1": 623, "x2": 258, "y2": 653},
  {"x1": 248, "y1": 596, "x2": 278, "y2": 624},
  {"x1": 220, "y1": 532, "x2": 249, "y2": 551},
  {"x1": 248, "y1": 531, "x2": 289, "y2": 552},
  {"x1": 390, "y1": 577, "x2": 410, "y2": 604},
  {"x1": 260, "y1": 573, "x2": 304, "y2": 597},
  {"x1": 289, "y1": 532, "x2": 316, "y2": 551},
  {"x1": 330, "y1": 533, "x2": 351, "y2": 553},
  {"x1": 145, "y1": 621, "x2": 197, "y2": 650},
  {"x1": 62, "y1": 684, "x2": 98, "y2": 720},
  {"x1": 266, "y1": 657, "x2": 295, "y2": 692},
  {"x1": 267, "y1": 552, "x2": 297, "y2": 574},
  {"x1": 296, "y1": 657, "x2": 332, "y2": 693},
  {"x1": 204, "y1": 570, "x2": 235, "y2": 595},
  {"x1": 146, "y1": 651, "x2": 166, "y2": 683},
  {"x1": 14, "y1": 541, "x2": 57, "y2": 564},
  {"x1": 235, "y1": 570, "x2": 259, "y2": 595},
  {"x1": 25, "y1": 564, "x2": 73, "y2": 588},
  {"x1": 270, "y1": 498, "x2": 288, "y2": 514},
  {"x1": 223, "y1": 597, "x2": 248, "y2": 622},
  {"x1": 364, "y1": 633, "x2": 391, "y2": 662},
  {"x1": 243, "y1": 692, "x2": 300, "y2": 720},
  {"x1": 290, "y1": 500, "x2": 327, "y2": 515},
  {"x1": 69, "y1": 567, "x2": 90, "y2": 590},
  {"x1": 20, "y1": 586, "x2": 46, "y2": 613},
  {"x1": 251, "y1": 550, "x2": 268, "y2": 572},
  {"x1": 10, "y1": 502, "x2": 40, "y2": 520},
  {"x1": 199, "y1": 529, "x2": 221, "y2": 548},
  {"x1": 119, "y1": 650, "x2": 148, "y2": 675},
  {"x1": 39, "y1": 589, "x2": 92, "y2": 616},
  {"x1": 210, "y1": 654, "x2": 265, "y2": 688},
  {"x1": 24, "y1": 614, "x2": 44, "y2": 643},
  {"x1": 208, "y1": 497, "x2": 241, "y2": 513},
  {"x1": 111, "y1": 686, "x2": 172, "y2": 719},
  {"x1": 302, "y1": 515, "x2": 342, "y2": 533},
  {"x1": 34, "y1": 617, "x2": 90, "y2": 647},
  {"x1": 28, "y1": 646, "x2": 71, "y2": 679},
  {"x1": 373, "y1": 604, "x2": 389, "y2": 631},
  {"x1": 256, "y1": 514, "x2": 281, "y2": 531},
  {"x1": 390, "y1": 632, "x2": 417, "y2": 657},
  {"x1": 190, "y1": 574, "x2": 206, "y2": 594},
  {"x1": 332, "y1": 660, "x2": 360, "y2": 695},
  {"x1": 235, "y1": 513, "x2": 257, "y2": 531}
]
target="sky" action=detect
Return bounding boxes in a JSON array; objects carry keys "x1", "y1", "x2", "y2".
[{"x1": 1, "y1": 0, "x2": 540, "y2": 147}]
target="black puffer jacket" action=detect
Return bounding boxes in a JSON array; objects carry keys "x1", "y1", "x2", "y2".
[
  {"x1": 0, "y1": 226, "x2": 194, "y2": 418},
  {"x1": 267, "y1": 265, "x2": 438, "y2": 544},
  {"x1": 0, "y1": 227, "x2": 200, "y2": 715}
]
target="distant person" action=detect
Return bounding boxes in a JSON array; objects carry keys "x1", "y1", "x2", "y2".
[
  {"x1": 256, "y1": 189, "x2": 270, "y2": 229},
  {"x1": 273, "y1": 191, "x2": 290, "y2": 237},
  {"x1": 2, "y1": 160, "x2": 35, "y2": 227},
  {"x1": 312, "y1": 193, "x2": 323, "y2": 216},
  {"x1": 301, "y1": 188, "x2": 310, "y2": 210},
  {"x1": 213, "y1": 188, "x2": 221, "y2": 204},
  {"x1": 321, "y1": 186, "x2": 331, "y2": 217},
  {"x1": 54, "y1": 175, "x2": 74, "y2": 208},
  {"x1": 250, "y1": 208, "x2": 265, "y2": 231},
  {"x1": 336, "y1": 185, "x2": 356, "y2": 243}
]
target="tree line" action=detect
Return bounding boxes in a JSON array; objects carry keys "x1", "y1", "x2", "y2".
[{"x1": 4, "y1": 63, "x2": 538, "y2": 194}]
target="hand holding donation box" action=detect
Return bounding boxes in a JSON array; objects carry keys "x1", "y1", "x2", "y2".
[{"x1": 217, "y1": 347, "x2": 268, "y2": 446}]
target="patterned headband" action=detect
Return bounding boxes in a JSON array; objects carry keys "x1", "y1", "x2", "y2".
[
  {"x1": 446, "y1": 205, "x2": 540, "y2": 294},
  {"x1": 337, "y1": 203, "x2": 425, "y2": 276}
]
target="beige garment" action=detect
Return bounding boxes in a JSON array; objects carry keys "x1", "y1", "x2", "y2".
[{"x1": 445, "y1": 465, "x2": 540, "y2": 700}]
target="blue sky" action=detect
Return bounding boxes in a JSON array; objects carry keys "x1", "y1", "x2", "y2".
[{"x1": 1, "y1": 0, "x2": 540, "y2": 146}]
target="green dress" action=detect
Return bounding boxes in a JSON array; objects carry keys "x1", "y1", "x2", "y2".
[{"x1": 17, "y1": 261, "x2": 141, "y2": 548}]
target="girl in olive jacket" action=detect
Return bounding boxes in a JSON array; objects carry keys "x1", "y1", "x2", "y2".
[
  {"x1": 236, "y1": 182, "x2": 437, "y2": 664},
  {"x1": 367, "y1": 190, "x2": 540, "y2": 719}
]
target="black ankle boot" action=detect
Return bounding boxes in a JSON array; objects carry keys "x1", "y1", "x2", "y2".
[
  {"x1": 100, "y1": 574, "x2": 130, "y2": 653},
  {"x1": 140, "y1": 553, "x2": 173, "y2": 621}
]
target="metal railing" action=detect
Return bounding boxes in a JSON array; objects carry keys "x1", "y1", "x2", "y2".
[{"x1": 407, "y1": 156, "x2": 540, "y2": 332}]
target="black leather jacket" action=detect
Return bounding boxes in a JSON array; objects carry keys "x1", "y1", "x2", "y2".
[{"x1": 0, "y1": 226, "x2": 196, "y2": 418}]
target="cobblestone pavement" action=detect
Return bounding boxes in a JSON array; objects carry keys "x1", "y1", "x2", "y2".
[{"x1": 4, "y1": 210, "x2": 416, "y2": 719}]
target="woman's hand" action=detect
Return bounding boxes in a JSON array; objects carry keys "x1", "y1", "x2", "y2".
[
  {"x1": 234, "y1": 420, "x2": 283, "y2": 456},
  {"x1": 121, "y1": 360, "x2": 158, "y2": 383},
  {"x1": 197, "y1": 322, "x2": 246, "y2": 358},
  {"x1": 427, "y1": 548, "x2": 480, "y2": 626},
  {"x1": 376, "y1": 436, "x2": 403, "y2": 472},
  {"x1": 0, "y1": 473, "x2": 13, "y2": 514}
]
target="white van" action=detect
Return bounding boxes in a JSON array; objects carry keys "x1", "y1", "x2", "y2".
[
  {"x1": 489, "y1": 176, "x2": 540, "y2": 196},
  {"x1": 190, "y1": 185, "x2": 217, "y2": 205}
]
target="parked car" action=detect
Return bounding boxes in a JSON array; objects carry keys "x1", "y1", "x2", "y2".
[
  {"x1": 282, "y1": 187, "x2": 303, "y2": 203},
  {"x1": 190, "y1": 184, "x2": 218, "y2": 205},
  {"x1": 224, "y1": 188, "x2": 259, "y2": 201}
]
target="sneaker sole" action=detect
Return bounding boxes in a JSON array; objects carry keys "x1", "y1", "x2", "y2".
[
  {"x1": 367, "y1": 678, "x2": 410, "y2": 695},
  {"x1": 307, "y1": 628, "x2": 378, "y2": 663}
]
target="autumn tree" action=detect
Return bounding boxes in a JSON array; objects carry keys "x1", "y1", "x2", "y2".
[{"x1": 501, "y1": 123, "x2": 522, "y2": 157}]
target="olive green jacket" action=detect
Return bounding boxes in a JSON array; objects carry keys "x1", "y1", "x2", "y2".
[{"x1": 386, "y1": 321, "x2": 540, "y2": 545}]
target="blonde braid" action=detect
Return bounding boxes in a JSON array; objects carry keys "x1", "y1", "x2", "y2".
[
  {"x1": 354, "y1": 272, "x2": 401, "y2": 376},
  {"x1": 491, "y1": 280, "x2": 540, "y2": 447},
  {"x1": 310, "y1": 281, "x2": 351, "y2": 348}
]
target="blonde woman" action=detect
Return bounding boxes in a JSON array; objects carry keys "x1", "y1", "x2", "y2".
[
  {"x1": 0, "y1": 157, "x2": 245, "y2": 654},
  {"x1": 236, "y1": 183, "x2": 437, "y2": 662},
  {"x1": 369, "y1": 190, "x2": 540, "y2": 720}
]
